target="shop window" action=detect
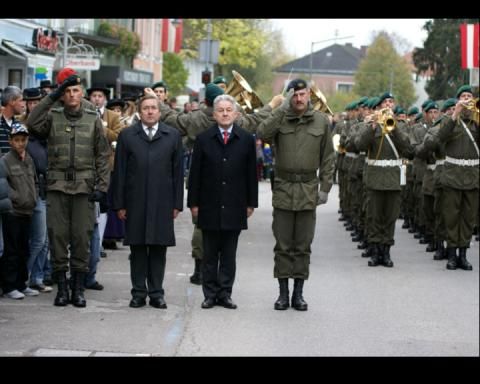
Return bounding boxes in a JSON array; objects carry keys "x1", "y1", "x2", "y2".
[{"x1": 8, "y1": 69, "x2": 22, "y2": 89}]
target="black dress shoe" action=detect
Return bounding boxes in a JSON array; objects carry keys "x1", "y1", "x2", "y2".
[
  {"x1": 129, "y1": 297, "x2": 146, "y2": 308},
  {"x1": 149, "y1": 297, "x2": 167, "y2": 309},
  {"x1": 85, "y1": 281, "x2": 104, "y2": 290},
  {"x1": 201, "y1": 297, "x2": 216, "y2": 309},
  {"x1": 217, "y1": 297, "x2": 237, "y2": 309}
]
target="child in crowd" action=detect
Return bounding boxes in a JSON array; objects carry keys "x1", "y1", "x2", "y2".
[{"x1": 0, "y1": 122, "x2": 39, "y2": 299}]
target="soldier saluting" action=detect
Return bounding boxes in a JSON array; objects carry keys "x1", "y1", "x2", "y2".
[{"x1": 27, "y1": 68, "x2": 110, "y2": 308}]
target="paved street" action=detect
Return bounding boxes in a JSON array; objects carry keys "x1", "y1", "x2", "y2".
[{"x1": 0, "y1": 182, "x2": 478, "y2": 356}]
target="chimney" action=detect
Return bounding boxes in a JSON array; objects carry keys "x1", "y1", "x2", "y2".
[
  {"x1": 360, "y1": 45, "x2": 368, "y2": 57},
  {"x1": 345, "y1": 42, "x2": 353, "y2": 48}
]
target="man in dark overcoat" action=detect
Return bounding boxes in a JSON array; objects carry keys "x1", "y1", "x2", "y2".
[
  {"x1": 187, "y1": 94, "x2": 258, "y2": 310},
  {"x1": 112, "y1": 95, "x2": 184, "y2": 309}
]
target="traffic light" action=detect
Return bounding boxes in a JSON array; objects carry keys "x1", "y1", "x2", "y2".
[{"x1": 201, "y1": 70, "x2": 211, "y2": 85}]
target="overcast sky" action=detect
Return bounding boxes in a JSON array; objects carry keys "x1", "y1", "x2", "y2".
[{"x1": 270, "y1": 19, "x2": 431, "y2": 58}]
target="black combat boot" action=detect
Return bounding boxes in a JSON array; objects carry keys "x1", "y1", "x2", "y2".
[
  {"x1": 382, "y1": 245, "x2": 394, "y2": 267},
  {"x1": 408, "y1": 222, "x2": 416, "y2": 234},
  {"x1": 414, "y1": 226, "x2": 424, "y2": 240},
  {"x1": 291, "y1": 279, "x2": 308, "y2": 311},
  {"x1": 433, "y1": 241, "x2": 445, "y2": 260},
  {"x1": 425, "y1": 236, "x2": 437, "y2": 252},
  {"x1": 361, "y1": 243, "x2": 374, "y2": 257},
  {"x1": 368, "y1": 244, "x2": 380, "y2": 266},
  {"x1": 352, "y1": 230, "x2": 363, "y2": 243},
  {"x1": 402, "y1": 217, "x2": 410, "y2": 229},
  {"x1": 189, "y1": 259, "x2": 202, "y2": 285},
  {"x1": 71, "y1": 272, "x2": 87, "y2": 307},
  {"x1": 457, "y1": 247, "x2": 473, "y2": 271},
  {"x1": 274, "y1": 278, "x2": 289, "y2": 310},
  {"x1": 54, "y1": 271, "x2": 70, "y2": 307},
  {"x1": 446, "y1": 247, "x2": 457, "y2": 270}
]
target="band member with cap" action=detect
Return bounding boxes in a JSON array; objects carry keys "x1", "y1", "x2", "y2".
[
  {"x1": 355, "y1": 92, "x2": 413, "y2": 268},
  {"x1": 257, "y1": 78, "x2": 334, "y2": 311},
  {"x1": 425, "y1": 85, "x2": 479, "y2": 271},
  {"x1": 213, "y1": 76, "x2": 228, "y2": 91}
]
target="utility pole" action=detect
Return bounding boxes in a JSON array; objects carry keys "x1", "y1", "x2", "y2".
[{"x1": 63, "y1": 19, "x2": 69, "y2": 68}]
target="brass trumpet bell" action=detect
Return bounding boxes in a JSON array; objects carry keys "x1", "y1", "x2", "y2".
[
  {"x1": 310, "y1": 82, "x2": 333, "y2": 115},
  {"x1": 377, "y1": 108, "x2": 396, "y2": 134},
  {"x1": 225, "y1": 70, "x2": 263, "y2": 112}
]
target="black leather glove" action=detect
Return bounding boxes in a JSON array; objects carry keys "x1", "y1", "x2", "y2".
[
  {"x1": 88, "y1": 190, "x2": 107, "y2": 203},
  {"x1": 49, "y1": 75, "x2": 81, "y2": 101}
]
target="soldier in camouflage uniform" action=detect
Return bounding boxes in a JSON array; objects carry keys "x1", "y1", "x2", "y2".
[
  {"x1": 27, "y1": 71, "x2": 110, "y2": 307},
  {"x1": 257, "y1": 79, "x2": 334, "y2": 311},
  {"x1": 424, "y1": 85, "x2": 479, "y2": 270}
]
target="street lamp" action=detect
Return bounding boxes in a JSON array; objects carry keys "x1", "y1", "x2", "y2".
[{"x1": 309, "y1": 35, "x2": 354, "y2": 82}]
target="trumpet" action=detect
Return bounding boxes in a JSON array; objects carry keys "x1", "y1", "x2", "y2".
[
  {"x1": 376, "y1": 108, "x2": 396, "y2": 134},
  {"x1": 463, "y1": 98, "x2": 480, "y2": 124},
  {"x1": 310, "y1": 82, "x2": 334, "y2": 115}
]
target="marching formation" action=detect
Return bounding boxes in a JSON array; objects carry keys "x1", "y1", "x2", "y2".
[{"x1": 0, "y1": 67, "x2": 478, "y2": 314}]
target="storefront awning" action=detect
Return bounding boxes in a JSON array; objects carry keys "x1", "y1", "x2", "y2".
[{"x1": 0, "y1": 39, "x2": 33, "y2": 60}]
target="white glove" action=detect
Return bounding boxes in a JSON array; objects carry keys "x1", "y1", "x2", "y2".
[
  {"x1": 318, "y1": 191, "x2": 328, "y2": 205},
  {"x1": 280, "y1": 89, "x2": 294, "y2": 111}
]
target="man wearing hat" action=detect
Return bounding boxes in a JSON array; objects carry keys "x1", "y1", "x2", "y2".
[
  {"x1": 213, "y1": 76, "x2": 228, "y2": 91},
  {"x1": 27, "y1": 69, "x2": 111, "y2": 307},
  {"x1": 87, "y1": 85, "x2": 122, "y2": 263},
  {"x1": 0, "y1": 122, "x2": 39, "y2": 299},
  {"x1": 39, "y1": 80, "x2": 56, "y2": 96},
  {"x1": 426, "y1": 85, "x2": 478, "y2": 270},
  {"x1": 257, "y1": 79, "x2": 334, "y2": 311},
  {"x1": 355, "y1": 92, "x2": 413, "y2": 268}
]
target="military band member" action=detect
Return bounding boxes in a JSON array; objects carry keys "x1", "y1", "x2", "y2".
[
  {"x1": 355, "y1": 92, "x2": 413, "y2": 267},
  {"x1": 426, "y1": 85, "x2": 479, "y2": 270}
]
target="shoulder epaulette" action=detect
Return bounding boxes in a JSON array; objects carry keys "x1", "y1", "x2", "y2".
[{"x1": 50, "y1": 107, "x2": 64, "y2": 113}]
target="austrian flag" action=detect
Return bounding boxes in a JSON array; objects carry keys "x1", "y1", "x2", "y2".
[{"x1": 460, "y1": 23, "x2": 479, "y2": 69}]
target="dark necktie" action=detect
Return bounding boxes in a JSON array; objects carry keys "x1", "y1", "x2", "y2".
[{"x1": 223, "y1": 130, "x2": 229, "y2": 144}]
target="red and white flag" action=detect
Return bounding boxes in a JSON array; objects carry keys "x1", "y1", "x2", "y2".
[{"x1": 460, "y1": 23, "x2": 479, "y2": 69}]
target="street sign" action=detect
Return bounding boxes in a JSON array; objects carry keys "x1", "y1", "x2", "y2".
[
  {"x1": 199, "y1": 40, "x2": 219, "y2": 64},
  {"x1": 55, "y1": 55, "x2": 101, "y2": 70}
]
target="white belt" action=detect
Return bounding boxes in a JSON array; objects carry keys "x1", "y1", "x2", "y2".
[
  {"x1": 359, "y1": 152, "x2": 366, "y2": 155},
  {"x1": 426, "y1": 164, "x2": 436, "y2": 170},
  {"x1": 435, "y1": 159, "x2": 445, "y2": 166},
  {"x1": 345, "y1": 152, "x2": 358, "y2": 158},
  {"x1": 367, "y1": 159, "x2": 402, "y2": 167},
  {"x1": 445, "y1": 156, "x2": 479, "y2": 167}
]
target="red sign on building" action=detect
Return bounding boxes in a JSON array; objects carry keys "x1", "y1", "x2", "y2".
[{"x1": 32, "y1": 28, "x2": 59, "y2": 53}]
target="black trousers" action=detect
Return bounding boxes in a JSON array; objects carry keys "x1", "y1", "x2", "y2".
[
  {"x1": 201, "y1": 230, "x2": 240, "y2": 300},
  {"x1": 129, "y1": 245, "x2": 166, "y2": 299},
  {"x1": 0, "y1": 213, "x2": 31, "y2": 293}
]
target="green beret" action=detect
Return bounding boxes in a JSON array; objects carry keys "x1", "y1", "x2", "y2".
[
  {"x1": 414, "y1": 112, "x2": 423, "y2": 122},
  {"x1": 370, "y1": 97, "x2": 381, "y2": 109},
  {"x1": 424, "y1": 102, "x2": 439, "y2": 112},
  {"x1": 205, "y1": 83, "x2": 224, "y2": 105},
  {"x1": 357, "y1": 96, "x2": 369, "y2": 107},
  {"x1": 344, "y1": 103, "x2": 352, "y2": 111},
  {"x1": 456, "y1": 85, "x2": 473, "y2": 99},
  {"x1": 395, "y1": 107, "x2": 406, "y2": 115},
  {"x1": 441, "y1": 98, "x2": 456, "y2": 112},
  {"x1": 379, "y1": 91, "x2": 394, "y2": 103},
  {"x1": 213, "y1": 76, "x2": 227, "y2": 85},
  {"x1": 152, "y1": 81, "x2": 168, "y2": 91},
  {"x1": 407, "y1": 106, "x2": 419, "y2": 115},
  {"x1": 286, "y1": 78, "x2": 308, "y2": 92},
  {"x1": 350, "y1": 101, "x2": 359, "y2": 110},
  {"x1": 421, "y1": 99, "x2": 433, "y2": 109}
]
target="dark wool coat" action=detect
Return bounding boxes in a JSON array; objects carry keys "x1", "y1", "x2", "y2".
[
  {"x1": 187, "y1": 124, "x2": 258, "y2": 231},
  {"x1": 112, "y1": 121, "x2": 183, "y2": 246}
]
